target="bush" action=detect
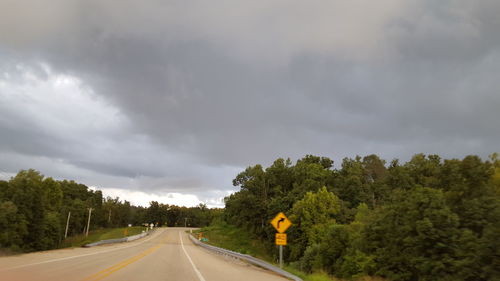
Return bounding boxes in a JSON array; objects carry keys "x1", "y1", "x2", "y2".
[
  {"x1": 338, "y1": 249, "x2": 376, "y2": 279},
  {"x1": 297, "y1": 243, "x2": 323, "y2": 273}
]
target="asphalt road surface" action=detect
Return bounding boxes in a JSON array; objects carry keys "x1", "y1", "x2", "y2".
[{"x1": 0, "y1": 228, "x2": 288, "y2": 281}]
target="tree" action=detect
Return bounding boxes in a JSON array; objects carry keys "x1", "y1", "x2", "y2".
[
  {"x1": 296, "y1": 155, "x2": 334, "y2": 169},
  {"x1": 405, "y1": 154, "x2": 441, "y2": 188},
  {"x1": 0, "y1": 201, "x2": 28, "y2": 251},
  {"x1": 8, "y1": 169, "x2": 46, "y2": 250},
  {"x1": 490, "y1": 153, "x2": 500, "y2": 195},
  {"x1": 334, "y1": 156, "x2": 369, "y2": 209},
  {"x1": 0, "y1": 169, "x2": 219, "y2": 253},
  {"x1": 0, "y1": 180, "x2": 8, "y2": 201},
  {"x1": 362, "y1": 154, "x2": 389, "y2": 207},
  {"x1": 228, "y1": 164, "x2": 268, "y2": 231},
  {"x1": 42, "y1": 177, "x2": 62, "y2": 212},
  {"x1": 40, "y1": 211, "x2": 61, "y2": 250},
  {"x1": 442, "y1": 156, "x2": 497, "y2": 235},
  {"x1": 478, "y1": 222, "x2": 500, "y2": 280},
  {"x1": 363, "y1": 187, "x2": 461, "y2": 281},
  {"x1": 289, "y1": 187, "x2": 341, "y2": 260},
  {"x1": 385, "y1": 159, "x2": 414, "y2": 190}
]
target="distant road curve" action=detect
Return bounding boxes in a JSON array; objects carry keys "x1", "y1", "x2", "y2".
[{"x1": 0, "y1": 227, "x2": 287, "y2": 281}]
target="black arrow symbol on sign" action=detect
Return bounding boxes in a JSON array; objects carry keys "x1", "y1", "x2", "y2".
[{"x1": 277, "y1": 217, "x2": 285, "y2": 229}]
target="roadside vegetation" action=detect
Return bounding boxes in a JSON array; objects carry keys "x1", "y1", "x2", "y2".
[
  {"x1": 197, "y1": 220, "x2": 384, "y2": 281},
  {"x1": 1, "y1": 152, "x2": 499, "y2": 281},
  {"x1": 220, "y1": 153, "x2": 500, "y2": 281},
  {"x1": 0, "y1": 170, "x2": 220, "y2": 253},
  {"x1": 196, "y1": 220, "x2": 272, "y2": 261},
  {"x1": 60, "y1": 226, "x2": 146, "y2": 248}
]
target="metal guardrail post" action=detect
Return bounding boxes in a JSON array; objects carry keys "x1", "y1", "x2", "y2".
[
  {"x1": 83, "y1": 231, "x2": 151, "y2": 247},
  {"x1": 188, "y1": 234, "x2": 302, "y2": 281}
]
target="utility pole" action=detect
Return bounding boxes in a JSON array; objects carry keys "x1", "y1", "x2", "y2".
[
  {"x1": 108, "y1": 209, "x2": 111, "y2": 224},
  {"x1": 184, "y1": 217, "x2": 188, "y2": 228},
  {"x1": 85, "y1": 208, "x2": 93, "y2": 237},
  {"x1": 64, "y1": 211, "x2": 71, "y2": 239}
]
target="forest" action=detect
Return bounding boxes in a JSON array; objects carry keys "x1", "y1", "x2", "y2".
[
  {"x1": 224, "y1": 153, "x2": 500, "y2": 281},
  {"x1": 0, "y1": 169, "x2": 220, "y2": 252}
]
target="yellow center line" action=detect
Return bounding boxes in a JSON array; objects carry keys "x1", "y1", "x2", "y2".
[{"x1": 80, "y1": 234, "x2": 169, "y2": 281}]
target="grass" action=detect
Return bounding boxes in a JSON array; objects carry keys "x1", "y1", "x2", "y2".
[
  {"x1": 196, "y1": 221, "x2": 385, "y2": 281},
  {"x1": 195, "y1": 221, "x2": 272, "y2": 261},
  {"x1": 283, "y1": 266, "x2": 385, "y2": 281},
  {"x1": 195, "y1": 221, "x2": 332, "y2": 281},
  {"x1": 60, "y1": 226, "x2": 148, "y2": 248},
  {"x1": 0, "y1": 248, "x2": 21, "y2": 257},
  {"x1": 284, "y1": 266, "x2": 339, "y2": 281}
]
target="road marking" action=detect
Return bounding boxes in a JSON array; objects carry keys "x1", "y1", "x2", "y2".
[
  {"x1": 179, "y1": 231, "x2": 207, "y2": 281},
  {"x1": 0, "y1": 229, "x2": 163, "y2": 272},
  {"x1": 81, "y1": 243, "x2": 164, "y2": 281},
  {"x1": 80, "y1": 233, "x2": 169, "y2": 281}
]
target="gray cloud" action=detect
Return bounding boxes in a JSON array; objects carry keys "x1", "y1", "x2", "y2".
[{"x1": 1, "y1": 0, "x2": 499, "y2": 205}]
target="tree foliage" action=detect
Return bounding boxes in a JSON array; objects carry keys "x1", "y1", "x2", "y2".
[
  {"x1": 223, "y1": 153, "x2": 500, "y2": 280},
  {"x1": 0, "y1": 169, "x2": 219, "y2": 252}
]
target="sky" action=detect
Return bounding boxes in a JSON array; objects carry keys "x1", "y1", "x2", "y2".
[{"x1": 1, "y1": 0, "x2": 499, "y2": 207}]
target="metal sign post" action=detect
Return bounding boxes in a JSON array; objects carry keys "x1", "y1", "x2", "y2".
[
  {"x1": 279, "y1": 245, "x2": 283, "y2": 268},
  {"x1": 275, "y1": 233, "x2": 287, "y2": 268},
  {"x1": 271, "y1": 213, "x2": 291, "y2": 269}
]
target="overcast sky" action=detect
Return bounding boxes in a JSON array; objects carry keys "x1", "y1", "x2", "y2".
[{"x1": 1, "y1": 1, "x2": 499, "y2": 207}]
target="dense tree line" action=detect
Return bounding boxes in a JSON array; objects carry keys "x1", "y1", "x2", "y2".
[
  {"x1": 0, "y1": 169, "x2": 219, "y2": 252},
  {"x1": 224, "y1": 154, "x2": 500, "y2": 281}
]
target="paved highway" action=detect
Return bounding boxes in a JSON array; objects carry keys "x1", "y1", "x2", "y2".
[{"x1": 0, "y1": 228, "x2": 287, "y2": 281}]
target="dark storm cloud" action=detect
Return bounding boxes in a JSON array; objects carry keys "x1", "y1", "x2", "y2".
[{"x1": 1, "y1": 0, "x2": 499, "y2": 204}]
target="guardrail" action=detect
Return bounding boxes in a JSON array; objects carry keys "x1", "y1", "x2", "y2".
[
  {"x1": 188, "y1": 234, "x2": 302, "y2": 281},
  {"x1": 84, "y1": 231, "x2": 151, "y2": 247}
]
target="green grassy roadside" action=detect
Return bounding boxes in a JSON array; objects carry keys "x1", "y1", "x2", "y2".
[
  {"x1": 195, "y1": 222, "x2": 272, "y2": 261},
  {"x1": 61, "y1": 226, "x2": 148, "y2": 248},
  {"x1": 195, "y1": 222, "x2": 338, "y2": 281}
]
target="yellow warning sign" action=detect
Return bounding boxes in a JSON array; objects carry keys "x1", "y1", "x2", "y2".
[
  {"x1": 275, "y1": 233, "x2": 287, "y2": 245},
  {"x1": 270, "y1": 212, "x2": 292, "y2": 233}
]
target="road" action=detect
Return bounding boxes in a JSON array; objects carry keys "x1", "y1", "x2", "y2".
[{"x1": 0, "y1": 228, "x2": 288, "y2": 281}]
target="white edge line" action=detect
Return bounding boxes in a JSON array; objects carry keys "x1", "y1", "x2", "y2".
[
  {"x1": 0, "y1": 229, "x2": 163, "y2": 272},
  {"x1": 179, "y1": 231, "x2": 207, "y2": 281}
]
